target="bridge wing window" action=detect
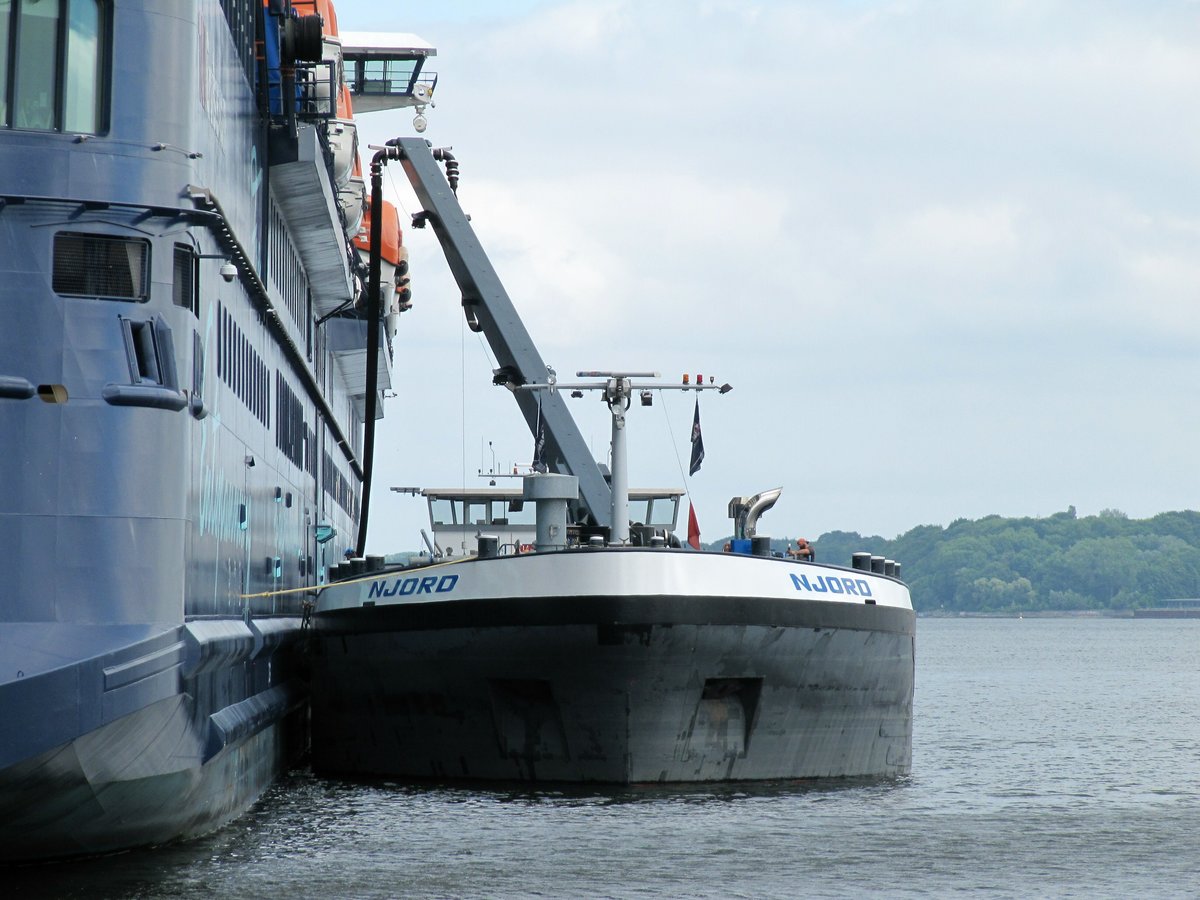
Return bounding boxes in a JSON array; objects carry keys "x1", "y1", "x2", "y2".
[
  {"x1": 1, "y1": 0, "x2": 109, "y2": 133},
  {"x1": 360, "y1": 58, "x2": 417, "y2": 96}
]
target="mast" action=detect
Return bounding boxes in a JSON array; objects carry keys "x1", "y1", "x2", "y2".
[{"x1": 517, "y1": 372, "x2": 731, "y2": 545}]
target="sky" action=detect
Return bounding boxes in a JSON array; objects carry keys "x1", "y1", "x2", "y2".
[{"x1": 328, "y1": 0, "x2": 1200, "y2": 553}]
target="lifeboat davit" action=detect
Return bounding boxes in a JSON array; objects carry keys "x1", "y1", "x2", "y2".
[
  {"x1": 338, "y1": 154, "x2": 365, "y2": 236},
  {"x1": 293, "y1": 0, "x2": 340, "y2": 108},
  {"x1": 293, "y1": 0, "x2": 357, "y2": 185},
  {"x1": 292, "y1": 0, "x2": 339, "y2": 35},
  {"x1": 329, "y1": 84, "x2": 358, "y2": 186}
]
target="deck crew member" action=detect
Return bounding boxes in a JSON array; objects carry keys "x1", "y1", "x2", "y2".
[{"x1": 787, "y1": 538, "x2": 814, "y2": 561}]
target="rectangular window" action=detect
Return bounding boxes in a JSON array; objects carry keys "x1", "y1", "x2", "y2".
[
  {"x1": 192, "y1": 330, "x2": 204, "y2": 406},
  {"x1": 429, "y1": 498, "x2": 455, "y2": 526},
  {"x1": 118, "y1": 317, "x2": 177, "y2": 390},
  {"x1": 64, "y1": 0, "x2": 102, "y2": 133},
  {"x1": 218, "y1": 304, "x2": 226, "y2": 381},
  {"x1": 127, "y1": 320, "x2": 161, "y2": 384},
  {"x1": 503, "y1": 501, "x2": 536, "y2": 526},
  {"x1": 13, "y1": 0, "x2": 60, "y2": 130},
  {"x1": 2, "y1": 0, "x2": 108, "y2": 132},
  {"x1": 53, "y1": 232, "x2": 149, "y2": 300},
  {"x1": 0, "y1": 3, "x2": 10, "y2": 125},
  {"x1": 359, "y1": 58, "x2": 417, "y2": 97},
  {"x1": 646, "y1": 496, "x2": 680, "y2": 528},
  {"x1": 172, "y1": 244, "x2": 198, "y2": 316}
]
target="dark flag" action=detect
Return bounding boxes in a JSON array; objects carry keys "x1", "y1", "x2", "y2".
[
  {"x1": 532, "y1": 400, "x2": 548, "y2": 473},
  {"x1": 688, "y1": 399, "x2": 705, "y2": 476}
]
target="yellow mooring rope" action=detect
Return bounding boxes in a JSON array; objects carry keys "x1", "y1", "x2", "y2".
[{"x1": 238, "y1": 556, "x2": 467, "y2": 600}]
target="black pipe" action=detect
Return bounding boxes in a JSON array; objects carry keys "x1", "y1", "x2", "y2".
[
  {"x1": 432, "y1": 147, "x2": 459, "y2": 194},
  {"x1": 355, "y1": 143, "x2": 405, "y2": 556},
  {"x1": 355, "y1": 141, "x2": 459, "y2": 554}
]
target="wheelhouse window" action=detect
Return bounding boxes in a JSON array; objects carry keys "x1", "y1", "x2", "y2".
[
  {"x1": 1, "y1": 0, "x2": 109, "y2": 133},
  {"x1": 53, "y1": 232, "x2": 149, "y2": 301}
]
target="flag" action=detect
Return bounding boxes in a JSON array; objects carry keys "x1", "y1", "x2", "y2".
[
  {"x1": 687, "y1": 502, "x2": 701, "y2": 550},
  {"x1": 688, "y1": 398, "x2": 705, "y2": 476},
  {"x1": 532, "y1": 400, "x2": 548, "y2": 473}
]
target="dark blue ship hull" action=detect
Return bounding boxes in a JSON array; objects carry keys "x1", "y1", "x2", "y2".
[
  {"x1": 0, "y1": 0, "x2": 376, "y2": 861},
  {"x1": 0, "y1": 622, "x2": 304, "y2": 861}
]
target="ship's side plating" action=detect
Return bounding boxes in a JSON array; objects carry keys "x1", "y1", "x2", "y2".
[
  {"x1": 0, "y1": 0, "x2": 377, "y2": 861},
  {"x1": 311, "y1": 552, "x2": 915, "y2": 782}
]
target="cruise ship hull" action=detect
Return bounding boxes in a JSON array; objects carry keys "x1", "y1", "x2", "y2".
[
  {"x1": 0, "y1": 0, "x2": 426, "y2": 860},
  {"x1": 0, "y1": 620, "x2": 305, "y2": 862},
  {"x1": 311, "y1": 552, "x2": 915, "y2": 783}
]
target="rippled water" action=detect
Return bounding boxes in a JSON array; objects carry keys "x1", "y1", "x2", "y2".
[{"x1": 13, "y1": 619, "x2": 1200, "y2": 898}]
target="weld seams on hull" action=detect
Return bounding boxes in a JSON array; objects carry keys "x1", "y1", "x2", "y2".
[
  {"x1": 0, "y1": 620, "x2": 307, "y2": 863},
  {"x1": 311, "y1": 598, "x2": 915, "y2": 783},
  {"x1": 0, "y1": 701, "x2": 304, "y2": 862}
]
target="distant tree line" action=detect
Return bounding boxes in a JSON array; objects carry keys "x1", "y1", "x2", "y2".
[{"x1": 718, "y1": 507, "x2": 1200, "y2": 613}]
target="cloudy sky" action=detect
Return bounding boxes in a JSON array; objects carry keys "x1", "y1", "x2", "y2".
[{"x1": 330, "y1": 0, "x2": 1200, "y2": 553}]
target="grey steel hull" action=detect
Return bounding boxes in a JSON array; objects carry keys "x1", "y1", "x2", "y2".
[{"x1": 311, "y1": 595, "x2": 915, "y2": 783}]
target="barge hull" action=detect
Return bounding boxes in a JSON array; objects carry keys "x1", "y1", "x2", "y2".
[{"x1": 312, "y1": 597, "x2": 914, "y2": 782}]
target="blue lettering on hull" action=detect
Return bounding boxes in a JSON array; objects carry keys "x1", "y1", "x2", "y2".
[
  {"x1": 366, "y1": 574, "x2": 459, "y2": 601},
  {"x1": 790, "y1": 572, "x2": 872, "y2": 598}
]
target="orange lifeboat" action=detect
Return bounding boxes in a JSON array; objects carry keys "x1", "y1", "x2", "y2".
[
  {"x1": 353, "y1": 199, "x2": 401, "y2": 266},
  {"x1": 354, "y1": 199, "x2": 410, "y2": 340}
]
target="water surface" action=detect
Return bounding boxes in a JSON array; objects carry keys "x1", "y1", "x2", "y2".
[{"x1": 12, "y1": 619, "x2": 1199, "y2": 898}]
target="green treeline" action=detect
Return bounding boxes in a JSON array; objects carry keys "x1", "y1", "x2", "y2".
[{"x1": 763, "y1": 507, "x2": 1200, "y2": 613}]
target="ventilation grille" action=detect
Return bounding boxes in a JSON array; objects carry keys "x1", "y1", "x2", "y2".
[
  {"x1": 173, "y1": 244, "x2": 198, "y2": 315},
  {"x1": 53, "y1": 233, "x2": 149, "y2": 300}
]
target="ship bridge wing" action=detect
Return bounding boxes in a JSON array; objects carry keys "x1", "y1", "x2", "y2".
[{"x1": 340, "y1": 32, "x2": 437, "y2": 113}]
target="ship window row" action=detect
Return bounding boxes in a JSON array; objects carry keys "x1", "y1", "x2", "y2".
[
  {"x1": 322, "y1": 449, "x2": 357, "y2": 518},
  {"x1": 275, "y1": 372, "x2": 306, "y2": 470},
  {"x1": 0, "y1": 0, "x2": 109, "y2": 133},
  {"x1": 52, "y1": 231, "x2": 148, "y2": 300},
  {"x1": 312, "y1": 324, "x2": 326, "y2": 392},
  {"x1": 268, "y1": 200, "x2": 310, "y2": 338},
  {"x1": 430, "y1": 499, "x2": 537, "y2": 528},
  {"x1": 217, "y1": 302, "x2": 269, "y2": 427},
  {"x1": 348, "y1": 405, "x2": 362, "y2": 457},
  {"x1": 304, "y1": 422, "x2": 317, "y2": 477},
  {"x1": 217, "y1": 0, "x2": 256, "y2": 93}
]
